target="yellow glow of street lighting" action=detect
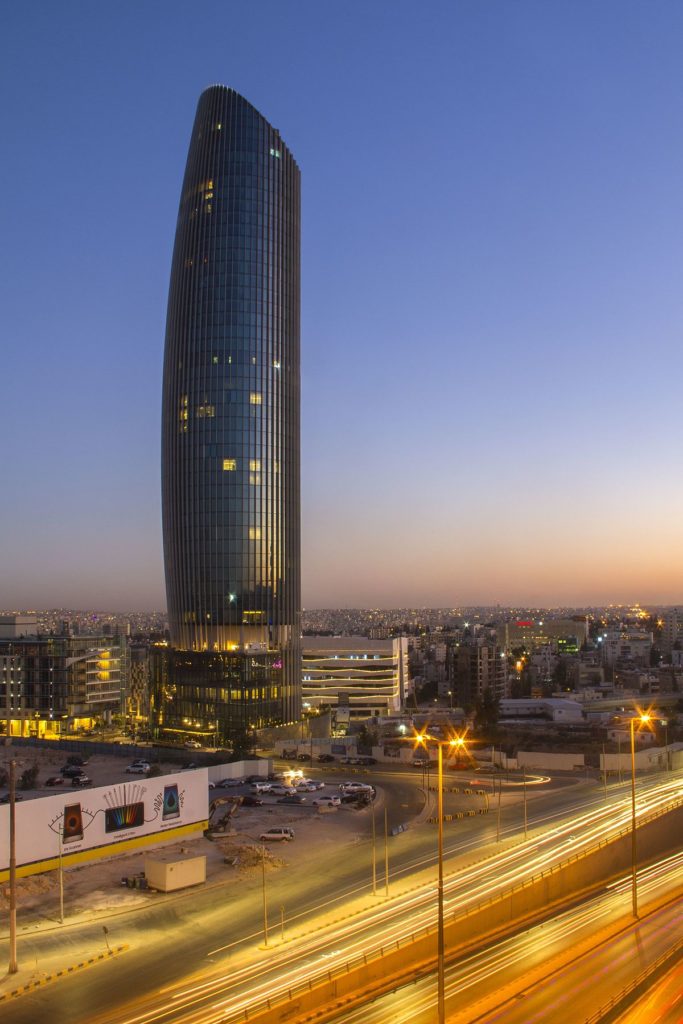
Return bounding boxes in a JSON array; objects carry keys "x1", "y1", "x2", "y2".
[{"x1": 413, "y1": 730, "x2": 468, "y2": 750}]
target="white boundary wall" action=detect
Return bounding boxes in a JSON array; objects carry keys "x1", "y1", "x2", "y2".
[{"x1": 0, "y1": 769, "x2": 209, "y2": 875}]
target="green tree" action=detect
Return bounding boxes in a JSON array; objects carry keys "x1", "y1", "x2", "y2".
[
  {"x1": 357, "y1": 724, "x2": 379, "y2": 752},
  {"x1": 229, "y1": 726, "x2": 255, "y2": 760},
  {"x1": 473, "y1": 689, "x2": 500, "y2": 737},
  {"x1": 20, "y1": 764, "x2": 40, "y2": 790},
  {"x1": 553, "y1": 658, "x2": 570, "y2": 687}
]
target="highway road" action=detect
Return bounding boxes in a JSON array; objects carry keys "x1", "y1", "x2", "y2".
[
  {"x1": 1, "y1": 768, "x2": 681, "y2": 1024},
  {"x1": 325, "y1": 852, "x2": 683, "y2": 1024},
  {"x1": 616, "y1": 958, "x2": 683, "y2": 1024}
]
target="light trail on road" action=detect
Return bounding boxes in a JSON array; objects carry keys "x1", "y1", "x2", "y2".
[
  {"x1": 95, "y1": 774, "x2": 683, "y2": 1024},
  {"x1": 330, "y1": 853, "x2": 683, "y2": 1024}
]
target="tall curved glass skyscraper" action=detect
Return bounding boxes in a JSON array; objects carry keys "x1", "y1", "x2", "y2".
[{"x1": 155, "y1": 86, "x2": 301, "y2": 741}]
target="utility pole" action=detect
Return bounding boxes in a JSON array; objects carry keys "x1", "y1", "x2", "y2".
[
  {"x1": 383, "y1": 806, "x2": 389, "y2": 898},
  {"x1": 261, "y1": 845, "x2": 269, "y2": 947},
  {"x1": 58, "y1": 826, "x2": 64, "y2": 924},
  {"x1": 9, "y1": 758, "x2": 18, "y2": 973},
  {"x1": 602, "y1": 743, "x2": 607, "y2": 801},
  {"x1": 371, "y1": 805, "x2": 377, "y2": 895}
]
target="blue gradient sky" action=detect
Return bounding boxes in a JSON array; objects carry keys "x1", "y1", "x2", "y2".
[{"x1": 2, "y1": 1, "x2": 683, "y2": 611}]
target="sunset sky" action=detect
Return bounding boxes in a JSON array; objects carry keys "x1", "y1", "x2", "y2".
[{"x1": 2, "y1": 1, "x2": 683, "y2": 611}]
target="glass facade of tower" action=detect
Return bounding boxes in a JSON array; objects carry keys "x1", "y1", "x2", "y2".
[{"x1": 157, "y1": 86, "x2": 301, "y2": 739}]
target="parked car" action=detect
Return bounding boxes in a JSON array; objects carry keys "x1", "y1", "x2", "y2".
[
  {"x1": 0, "y1": 794, "x2": 23, "y2": 803},
  {"x1": 297, "y1": 753, "x2": 312, "y2": 762},
  {"x1": 71, "y1": 774, "x2": 92, "y2": 787},
  {"x1": 219, "y1": 777, "x2": 244, "y2": 787},
  {"x1": 126, "y1": 762, "x2": 150, "y2": 774},
  {"x1": 281, "y1": 749, "x2": 297, "y2": 759},
  {"x1": 339, "y1": 781, "x2": 374, "y2": 793},
  {"x1": 66, "y1": 756, "x2": 89, "y2": 767},
  {"x1": 357, "y1": 756, "x2": 377, "y2": 766},
  {"x1": 312, "y1": 795, "x2": 341, "y2": 807},
  {"x1": 181, "y1": 762, "x2": 198, "y2": 770},
  {"x1": 45, "y1": 776, "x2": 64, "y2": 786},
  {"x1": 412, "y1": 758, "x2": 430, "y2": 768},
  {"x1": 251, "y1": 782, "x2": 272, "y2": 794},
  {"x1": 259, "y1": 827, "x2": 294, "y2": 842},
  {"x1": 241, "y1": 795, "x2": 263, "y2": 807},
  {"x1": 277, "y1": 794, "x2": 306, "y2": 804},
  {"x1": 270, "y1": 784, "x2": 294, "y2": 796},
  {"x1": 184, "y1": 740, "x2": 202, "y2": 749},
  {"x1": 340, "y1": 790, "x2": 373, "y2": 804},
  {"x1": 295, "y1": 783, "x2": 316, "y2": 793},
  {"x1": 317, "y1": 754, "x2": 335, "y2": 763},
  {"x1": 341, "y1": 756, "x2": 360, "y2": 765},
  {"x1": 61, "y1": 764, "x2": 85, "y2": 777}
]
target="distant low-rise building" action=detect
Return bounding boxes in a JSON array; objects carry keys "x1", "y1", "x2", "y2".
[
  {"x1": 500, "y1": 617, "x2": 589, "y2": 651},
  {"x1": 600, "y1": 629, "x2": 653, "y2": 667},
  {"x1": 301, "y1": 636, "x2": 410, "y2": 721},
  {"x1": 0, "y1": 616, "x2": 125, "y2": 737},
  {"x1": 447, "y1": 637, "x2": 508, "y2": 706},
  {"x1": 660, "y1": 609, "x2": 681, "y2": 654},
  {"x1": 499, "y1": 698, "x2": 584, "y2": 723}
]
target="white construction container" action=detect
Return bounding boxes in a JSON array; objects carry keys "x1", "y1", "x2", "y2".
[{"x1": 145, "y1": 853, "x2": 206, "y2": 892}]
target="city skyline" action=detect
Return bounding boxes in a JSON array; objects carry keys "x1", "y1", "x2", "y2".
[{"x1": 3, "y1": 2, "x2": 683, "y2": 610}]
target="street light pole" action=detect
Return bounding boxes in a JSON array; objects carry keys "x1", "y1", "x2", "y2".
[
  {"x1": 436, "y1": 741, "x2": 445, "y2": 1024},
  {"x1": 383, "y1": 805, "x2": 389, "y2": 899},
  {"x1": 371, "y1": 804, "x2": 377, "y2": 896},
  {"x1": 602, "y1": 743, "x2": 607, "y2": 801},
  {"x1": 630, "y1": 713, "x2": 651, "y2": 919},
  {"x1": 261, "y1": 845, "x2": 269, "y2": 947},
  {"x1": 630, "y1": 718, "x2": 638, "y2": 919},
  {"x1": 415, "y1": 731, "x2": 465, "y2": 1024},
  {"x1": 664, "y1": 721, "x2": 669, "y2": 772},
  {"x1": 58, "y1": 826, "x2": 64, "y2": 925},
  {"x1": 8, "y1": 757, "x2": 18, "y2": 973}
]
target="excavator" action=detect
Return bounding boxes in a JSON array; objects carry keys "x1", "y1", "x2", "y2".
[{"x1": 205, "y1": 795, "x2": 242, "y2": 837}]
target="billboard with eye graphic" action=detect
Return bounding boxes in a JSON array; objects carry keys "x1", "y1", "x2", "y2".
[{"x1": 0, "y1": 769, "x2": 209, "y2": 880}]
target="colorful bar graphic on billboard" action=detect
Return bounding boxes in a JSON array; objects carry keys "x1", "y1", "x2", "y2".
[{"x1": 105, "y1": 802, "x2": 145, "y2": 833}]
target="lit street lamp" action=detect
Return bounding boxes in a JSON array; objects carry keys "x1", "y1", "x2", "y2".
[
  {"x1": 630, "y1": 711, "x2": 652, "y2": 918},
  {"x1": 415, "y1": 730, "x2": 467, "y2": 1024}
]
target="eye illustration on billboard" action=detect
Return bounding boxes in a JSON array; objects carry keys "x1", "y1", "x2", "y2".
[{"x1": 62, "y1": 803, "x2": 84, "y2": 844}]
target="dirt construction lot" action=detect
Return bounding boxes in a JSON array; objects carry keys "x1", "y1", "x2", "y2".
[{"x1": 0, "y1": 745, "x2": 382, "y2": 925}]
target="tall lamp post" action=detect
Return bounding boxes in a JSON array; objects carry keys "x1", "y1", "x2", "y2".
[
  {"x1": 415, "y1": 731, "x2": 466, "y2": 1024},
  {"x1": 7, "y1": 758, "x2": 18, "y2": 973},
  {"x1": 630, "y1": 712, "x2": 651, "y2": 919}
]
